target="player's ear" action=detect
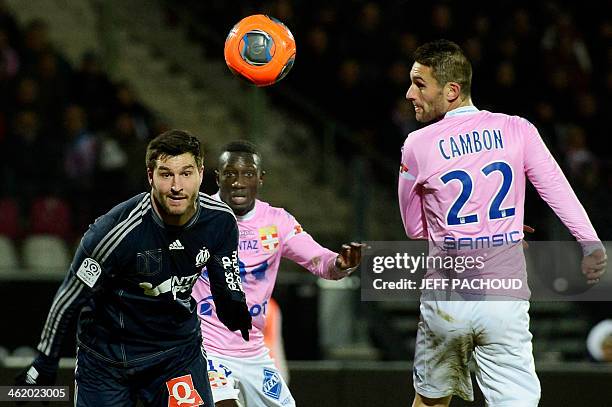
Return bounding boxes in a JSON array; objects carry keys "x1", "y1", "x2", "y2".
[
  {"x1": 198, "y1": 165, "x2": 204, "y2": 187},
  {"x1": 446, "y1": 82, "x2": 461, "y2": 102},
  {"x1": 147, "y1": 168, "x2": 154, "y2": 186},
  {"x1": 259, "y1": 170, "x2": 266, "y2": 186},
  {"x1": 215, "y1": 169, "x2": 220, "y2": 187}
]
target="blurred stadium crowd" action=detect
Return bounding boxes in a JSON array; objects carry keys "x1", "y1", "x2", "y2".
[
  {"x1": 178, "y1": 0, "x2": 612, "y2": 241},
  {"x1": 0, "y1": 2, "x2": 163, "y2": 239},
  {"x1": 1, "y1": 0, "x2": 610, "y2": 242},
  {"x1": 0, "y1": 0, "x2": 610, "y2": 363}
]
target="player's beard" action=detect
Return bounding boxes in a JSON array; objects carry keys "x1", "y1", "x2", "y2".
[
  {"x1": 164, "y1": 193, "x2": 195, "y2": 216},
  {"x1": 416, "y1": 92, "x2": 446, "y2": 123},
  {"x1": 151, "y1": 187, "x2": 197, "y2": 224}
]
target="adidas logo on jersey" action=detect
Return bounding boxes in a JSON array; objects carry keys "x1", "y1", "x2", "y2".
[{"x1": 169, "y1": 240, "x2": 184, "y2": 250}]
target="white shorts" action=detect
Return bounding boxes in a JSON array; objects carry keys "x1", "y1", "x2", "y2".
[
  {"x1": 413, "y1": 298, "x2": 541, "y2": 407},
  {"x1": 207, "y1": 351, "x2": 296, "y2": 407}
]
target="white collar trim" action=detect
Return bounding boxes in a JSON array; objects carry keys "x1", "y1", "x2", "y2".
[{"x1": 445, "y1": 105, "x2": 479, "y2": 118}]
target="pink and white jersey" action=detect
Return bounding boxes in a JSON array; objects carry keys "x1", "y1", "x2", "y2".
[
  {"x1": 192, "y1": 196, "x2": 343, "y2": 357},
  {"x1": 398, "y1": 106, "x2": 601, "y2": 298}
]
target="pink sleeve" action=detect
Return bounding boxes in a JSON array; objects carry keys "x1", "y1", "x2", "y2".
[
  {"x1": 279, "y1": 212, "x2": 344, "y2": 280},
  {"x1": 398, "y1": 136, "x2": 427, "y2": 239},
  {"x1": 522, "y1": 119, "x2": 602, "y2": 253}
]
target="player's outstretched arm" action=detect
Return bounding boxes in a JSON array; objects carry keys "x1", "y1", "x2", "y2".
[
  {"x1": 582, "y1": 249, "x2": 607, "y2": 285},
  {"x1": 283, "y1": 232, "x2": 365, "y2": 281},
  {"x1": 279, "y1": 210, "x2": 365, "y2": 279}
]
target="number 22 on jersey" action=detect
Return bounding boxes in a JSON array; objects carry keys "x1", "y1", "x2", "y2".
[{"x1": 440, "y1": 161, "x2": 515, "y2": 226}]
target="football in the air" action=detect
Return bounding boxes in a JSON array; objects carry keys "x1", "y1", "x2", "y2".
[{"x1": 224, "y1": 14, "x2": 296, "y2": 87}]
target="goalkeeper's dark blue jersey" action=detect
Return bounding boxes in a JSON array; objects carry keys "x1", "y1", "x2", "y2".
[{"x1": 35, "y1": 192, "x2": 245, "y2": 365}]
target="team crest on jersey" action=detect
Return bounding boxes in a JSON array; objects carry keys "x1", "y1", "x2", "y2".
[
  {"x1": 262, "y1": 368, "x2": 282, "y2": 400},
  {"x1": 259, "y1": 226, "x2": 279, "y2": 253},
  {"x1": 195, "y1": 246, "x2": 210, "y2": 267}
]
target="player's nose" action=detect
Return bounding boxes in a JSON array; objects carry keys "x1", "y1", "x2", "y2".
[
  {"x1": 406, "y1": 85, "x2": 416, "y2": 101},
  {"x1": 232, "y1": 174, "x2": 248, "y2": 187},
  {"x1": 171, "y1": 177, "x2": 183, "y2": 192},
  {"x1": 231, "y1": 178, "x2": 245, "y2": 188}
]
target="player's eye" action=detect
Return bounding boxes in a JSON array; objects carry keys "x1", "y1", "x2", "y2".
[
  {"x1": 160, "y1": 173, "x2": 171, "y2": 178},
  {"x1": 224, "y1": 172, "x2": 236, "y2": 178},
  {"x1": 244, "y1": 172, "x2": 255, "y2": 177},
  {"x1": 182, "y1": 171, "x2": 192, "y2": 177}
]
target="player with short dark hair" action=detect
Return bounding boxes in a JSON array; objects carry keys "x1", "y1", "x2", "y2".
[
  {"x1": 192, "y1": 140, "x2": 364, "y2": 407},
  {"x1": 399, "y1": 40, "x2": 607, "y2": 407},
  {"x1": 17, "y1": 129, "x2": 252, "y2": 406}
]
